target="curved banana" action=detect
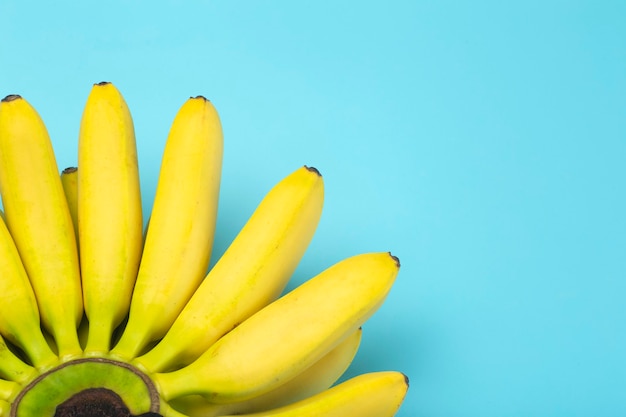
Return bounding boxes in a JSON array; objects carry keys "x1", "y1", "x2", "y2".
[
  {"x1": 60, "y1": 166, "x2": 79, "y2": 244},
  {"x1": 154, "y1": 252, "x2": 399, "y2": 402},
  {"x1": 234, "y1": 327, "x2": 363, "y2": 413},
  {"x1": 169, "y1": 328, "x2": 362, "y2": 417},
  {"x1": 218, "y1": 371, "x2": 409, "y2": 417},
  {"x1": 112, "y1": 96, "x2": 223, "y2": 360},
  {"x1": 78, "y1": 82, "x2": 143, "y2": 354},
  {"x1": 0, "y1": 95, "x2": 82, "y2": 360},
  {"x1": 0, "y1": 378, "x2": 19, "y2": 403},
  {"x1": 0, "y1": 335, "x2": 36, "y2": 384},
  {"x1": 133, "y1": 165, "x2": 324, "y2": 372},
  {"x1": 0, "y1": 214, "x2": 57, "y2": 370}
]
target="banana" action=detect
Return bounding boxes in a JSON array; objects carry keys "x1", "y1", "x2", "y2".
[
  {"x1": 153, "y1": 252, "x2": 399, "y2": 403},
  {"x1": 0, "y1": 85, "x2": 409, "y2": 417},
  {"x1": 112, "y1": 96, "x2": 223, "y2": 360},
  {"x1": 0, "y1": 94, "x2": 82, "y2": 360},
  {"x1": 60, "y1": 166, "x2": 79, "y2": 244},
  {"x1": 159, "y1": 402, "x2": 189, "y2": 417},
  {"x1": 78, "y1": 82, "x2": 143, "y2": 354},
  {"x1": 0, "y1": 212, "x2": 58, "y2": 370},
  {"x1": 218, "y1": 371, "x2": 409, "y2": 417},
  {"x1": 132, "y1": 165, "x2": 324, "y2": 372},
  {"x1": 232, "y1": 327, "x2": 363, "y2": 413},
  {"x1": 0, "y1": 399, "x2": 9, "y2": 416},
  {"x1": 0, "y1": 335, "x2": 36, "y2": 384},
  {"x1": 169, "y1": 328, "x2": 362, "y2": 417},
  {"x1": 0, "y1": 378, "x2": 19, "y2": 402}
]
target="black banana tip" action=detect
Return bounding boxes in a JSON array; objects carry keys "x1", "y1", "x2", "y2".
[
  {"x1": 62, "y1": 167, "x2": 78, "y2": 174},
  {"x1": 304, "y1": 165, "x2": 321, "y2": 177},
  {"x1": 2, "y1": 94, "x2": 22, "y2": 102},
  {"x1": 388, "y1": 252, "x2": 401, "y2": 268},
  {"x1": 95, "y1": 81, "x2": 111, "y2": 86}
]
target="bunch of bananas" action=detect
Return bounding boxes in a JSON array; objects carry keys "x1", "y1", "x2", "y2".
[{"x1": 0, "y1": 82, "x2": 408, "y2": 417}]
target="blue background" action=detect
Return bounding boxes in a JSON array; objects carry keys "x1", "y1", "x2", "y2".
[{"x1": 1, "y1": 1, "x2": 625, "y2": 416}]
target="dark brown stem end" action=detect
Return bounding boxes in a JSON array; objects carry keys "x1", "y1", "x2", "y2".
[{"x1": 53, "y1": 388, "x2": 162, "y2": 417}]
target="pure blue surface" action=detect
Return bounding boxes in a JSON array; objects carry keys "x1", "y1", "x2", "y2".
[{"x1": 1, "y1": 1, "x2": 625, "y2": 416}]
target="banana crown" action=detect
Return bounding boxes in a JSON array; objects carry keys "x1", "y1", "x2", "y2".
[{"x1": 0, "y1": 85, "x2": 408, "y2": 417}]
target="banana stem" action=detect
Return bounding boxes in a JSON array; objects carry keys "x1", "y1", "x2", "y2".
[{"x1": 84, "y1": 318, "x2": 115, "y2": 355}]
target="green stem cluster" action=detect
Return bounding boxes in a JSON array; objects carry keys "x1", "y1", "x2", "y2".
[{"x1": 10, "y1": 357, "x2": 160, "y2": 417}]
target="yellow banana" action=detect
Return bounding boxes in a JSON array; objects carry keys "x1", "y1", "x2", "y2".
[
  {"x1": 0, "y1": 378, "x2": 19, "y2": 402},
  {"x1": 78, "y1": 82, "x2": 143, "y2": 354},
  {"x1": 0, "y1": 399, "x2": 9, "y2": 416},
  {"x1": 159, "y1": 402, "x2": 189, "y2": 417},
  {"x1": 133, "y1": 165, "x2": 324, "y2": 372},
  {"x1": 218, "y1": 371, "x2": 409, "y2": 417},
  {"x1": 0, "y1": 214, "x2": 57, "y2": 370},
  {"x1": 112, "y1": 96, "x2": 223, "y2": 360},
  {"x1": 0, "y1": 95, "x2": 82, "y2": 360},
  {"x1": 169, "y1": 328, "x2": 362, "y2": 417},
  {"x1": 0, "y1": 335, "x2": 36, "y2": 384},
  {"x1": 60, "y1": 166, "x2": 79, "y2": 244},
  {"x1": 153, "y1": 252, "x2": 399, "y2": 403},
  {"x1": 233, "y1": 327, "x2": 363, "y2": 413}
]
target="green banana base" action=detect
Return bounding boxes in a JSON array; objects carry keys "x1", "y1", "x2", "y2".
[{"x1": 10, "y1": 357, "x2": 161, "y2": 417}]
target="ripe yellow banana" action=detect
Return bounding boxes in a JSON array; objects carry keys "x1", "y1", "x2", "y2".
[
  {"x1": 112, "y1": 96, "x2": 223, "y2": 360},
  {"x1": 0, "y1": 85, "x2": 409, "y2": 417},
  {"x1": 0, "y1": 335, "x2": 36, "y2": 384},
  {"x1": 153, "y1": 252, "x2": 399, "y2": 403},
  {"x1": 218, "y1": 371, "x2": 409, "y2": 417},
  {"x1": 0, "y1": 95, "x2": 82, "y2": 360},
  {"x1": 133, "y1": 165, "x2": 324, "y2": 372},
  {"x1": 78, "y1": 82, "x2": 143, "y2": 354},
  {"x1": 0, "y1": 399, "x2": 9, "y2": 416},
  {"x1": 0, "y1": 378, "x2": 19, "y2": 403},
  {"x1": 0, "y1": 215, "x2": 58, "y2": 370},
  {"x1": 234, "y1": 327, "x2": 363, "y2": 413},
  {"x1": 60, "y1": 166, "x2": 79, "y2": 244},
  {"x1": 169, "y1": 328, "x2": 362, "y2": 417}
]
